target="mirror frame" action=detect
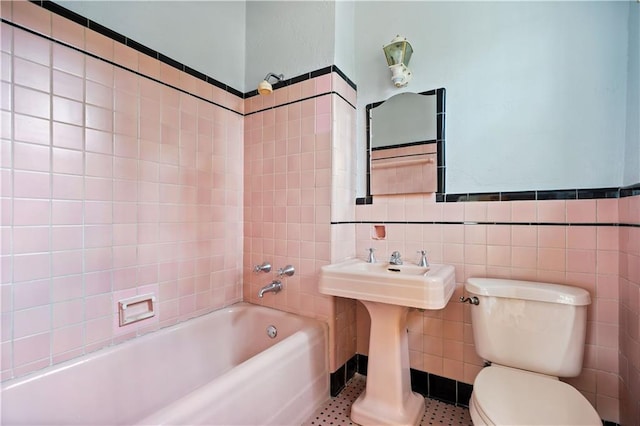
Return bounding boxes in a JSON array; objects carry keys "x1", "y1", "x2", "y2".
[{"x1": 360, "y1": 88, "x2": 446, "y2": 202}]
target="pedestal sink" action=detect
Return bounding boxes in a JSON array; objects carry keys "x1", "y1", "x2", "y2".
[{"x1": 319, "y1": 258, "x2": 456, "y2": 426}]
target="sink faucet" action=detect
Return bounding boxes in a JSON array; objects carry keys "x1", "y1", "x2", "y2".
[
  {"x1": 258, "y1": 280, "x2": 282, "y2": 298},
  {"x1": 389, "y1": 251, "x2": 403, "y2": 265}
]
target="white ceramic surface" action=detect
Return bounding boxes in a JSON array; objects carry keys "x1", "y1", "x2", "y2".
[
  {"x1": 319, "y1": 258, "x2": 456, "y2": 310},
  {"x1": 1, "y1": 303, "x2": 329, "y2": 426}
]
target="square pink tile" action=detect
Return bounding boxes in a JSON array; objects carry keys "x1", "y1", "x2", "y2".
[
  {"x1": 13, "y1": 24, "x2": 51, "y2": 65},
  {"x1": 12, "y1": 1, "x2": 51, "y2": 34},
  {"x1": 51, "y1": 13, "x2": 84, "y2": 49},
  {"x1": 12, "y1": 332, "x2": 50, "y2": 367},
  {"x1": 14, "y1": 113, "x2": 50, "y2": 145},
  {"x1": 12, "y1": 226, "x2": 50, "y2": 254},
  {"x1": 52, "y1": 147, "x2": 83, "y2": 175},
  {"x1": 14, "y1": 57, "x2": 49, "y2": 92},
  {"x1": 52, "y1": 122, "x2": 83, "y2": 150},
  {"x1": 52, "y1": 44, "x2": 84, "y2": 77},
  {"x1": 14, "y1": 141, "x2": 50, "y2": 173},
  {"x1": 14, "y1": 85, "x2": 50, "y2": 119},
  {"x1": 14, "y1": 170, "x2": 50, "y2": 199},
  {"x1": 53, "y1": 96, "x2": 83, "y2": 126}
]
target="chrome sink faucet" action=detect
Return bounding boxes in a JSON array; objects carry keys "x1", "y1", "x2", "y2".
[
  {"x1": 389, "y1": 251, "x2": 403, "y2": 265},
  {"x1": 258, "y1": 280, "x2": 282, "y2": 298}
]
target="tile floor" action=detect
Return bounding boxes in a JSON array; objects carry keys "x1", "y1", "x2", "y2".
[{"x1": 303, "y1": 374, "x2": 473, "y2": 426}]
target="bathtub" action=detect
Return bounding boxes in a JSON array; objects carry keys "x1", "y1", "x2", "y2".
[{"x1": 1, "y1": 302, "x2": 329, "y2": 425}]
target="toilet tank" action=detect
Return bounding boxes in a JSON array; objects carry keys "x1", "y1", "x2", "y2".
[{"x1": 465, "y1": 278, "x2": 591, "y2": 377}]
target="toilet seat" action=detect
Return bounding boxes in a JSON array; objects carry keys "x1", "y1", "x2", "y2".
[{"x1": 470, "y1": 366, "x2": 601, "y2": 426}]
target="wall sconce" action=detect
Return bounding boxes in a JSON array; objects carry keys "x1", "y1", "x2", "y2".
[
  {"x1": 383, "y1": 35, "x2": 413, "y2": 88},
  {"x1": 257, "y1": 72, "x2": 284, "y2": 95}
]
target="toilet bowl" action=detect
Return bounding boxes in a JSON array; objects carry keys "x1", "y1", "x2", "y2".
[
  {"x1": 469, "y1": 365, "x2": 600, "y2": 426},
  {"x1": 465, "y1": 278, "x2": 602, "y2": 426}
]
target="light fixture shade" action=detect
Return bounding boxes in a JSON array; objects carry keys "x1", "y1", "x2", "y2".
[
  {"x1": 383, "y1": 35, "x2": 413, "y2": 88},
  {"x1": 383, "y1": 35, "x2": 413, "y2": 67}
]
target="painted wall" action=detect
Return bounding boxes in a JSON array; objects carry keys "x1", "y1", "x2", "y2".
[
  {"x1": 51, "y1": 1, "x2": 632, "y2": 193},
  {"x1": 624, "y1": 3, "x2": 640, "y2": 186},
  {"x1": 333, "y1": 0, "x2": 355, "y2": 83},
  {"x1": 55, "y1": 1, "x2": 247, "y2": 92},
  {"x1": 354, "y1": 1, "x2": 630, "y2": 194},
  {"x1": 244, "y1": 1, "x2": 336, "y2": 91}
]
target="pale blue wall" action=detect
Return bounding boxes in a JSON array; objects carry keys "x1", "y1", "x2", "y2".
[
  {"x1": 244, "y1": 1, "x2": 336, "y2": 91},
  {"x1": 53, "y1": 1, "x2": 635, "y2": 193},
  {"x1": 57, "y1": 1, "x2": 247, "y2": 91},
  {"x1": 624, "y1": 3, "x2": 640, "y2": 187},
  {"x1": 354, "y1": 1, "x2": 630, "y2": 194}
]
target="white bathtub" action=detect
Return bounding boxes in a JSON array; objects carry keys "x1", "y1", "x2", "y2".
[{"x1": 1, "y1": 302, "x2": 329, "y2": 425}]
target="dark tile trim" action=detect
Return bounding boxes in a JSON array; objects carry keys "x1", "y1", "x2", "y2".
[
  {"x1": 330, "y1": 354, "x2": 360, "y2": 397},
  {"x1": 336, "y1": 357, "x2": 619, "y2": 424},
  {"x1": 245, "y1": 90, "x2": 356, "y2": 117},
  {"x1": 243, "y1": 64, "x2": 358, "y2": 97},
  {"x1": 355, "y1": 196, "x2": 373, "y2": 205},
  {"x1": 35, "y1": 0, "x2": 87, "y2": 26},
  {"x1": 332, "y1": 220, "x2": 623, "y2": 227},
  {"x1": 395, "y1": 184, "x2": 639, "y2": 205},
  {"x1": 347, "y1": 354, "x2": 471, "y2": 407},
  {"x1": 620, "y1": 183, "x2": 640, "y2": 198},
  {"x1": 31, "y1": 1, "x2": 356, "y2": 101}
]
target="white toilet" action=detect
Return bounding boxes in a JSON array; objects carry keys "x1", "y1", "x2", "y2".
[{"x1": 465, "y1": 277, "x2": 602, "y2": 426}]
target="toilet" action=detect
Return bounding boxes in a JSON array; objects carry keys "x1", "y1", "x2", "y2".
[{"x1": 465, "y1": 277, "x2": 601, "y2": 426}]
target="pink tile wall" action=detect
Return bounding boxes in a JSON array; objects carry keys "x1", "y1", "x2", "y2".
[
  {"x1": 355, "y1": 196, "x2": 623, "y2": 423},
  {"x1": 243, "y1": 73, "x2": 357, "y2": 370},
  {"x1": 1, "y1": 3, "x2": 243, "y2": 381},
  {"x1": 618, "y1": 194, "x2": 640, "y2": 426}
]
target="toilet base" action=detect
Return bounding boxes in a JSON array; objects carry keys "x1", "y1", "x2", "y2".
[
  {"x1": 468, "y1": 393, "x2": 489, "y2": 425},
  {"x1": 351, "y1": 389, "x2": 425, "y2": 426}
]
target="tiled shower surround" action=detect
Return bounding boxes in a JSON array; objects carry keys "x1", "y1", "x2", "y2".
[
  {"x1": 1, "y1": 1, "x2": 245, "y2": 379},
  {"x1": 1, "y1": 2, "x2": 639, "y2": 425}
]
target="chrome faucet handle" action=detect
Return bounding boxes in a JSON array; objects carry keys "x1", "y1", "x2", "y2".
[
  {"x1": 277, "y1": 265, "x2": 295, "y2": 277},
  {"x1": 253, "y1": 262, "x2": 272, "y2": 273},
  {"x1": 367, "y1": 248, "x2": 376, "y2": 263},
  {"x1": 417, "y1": 250, "x2": 429, "y2": 267},
  {"x1": 390, "y1": 251, "x2": 403, "y2": 265}
]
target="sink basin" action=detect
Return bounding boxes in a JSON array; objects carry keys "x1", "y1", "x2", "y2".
[{"x1": 319, "y1": 258, "x2": 456, "y2": 310}]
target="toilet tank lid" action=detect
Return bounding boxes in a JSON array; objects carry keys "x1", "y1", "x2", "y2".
[{"x1": 465, "y1": 278, "x2": 591, "y2": 306}]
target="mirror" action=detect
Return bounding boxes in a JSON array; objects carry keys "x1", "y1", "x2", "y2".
[{"x1": 365, "y1": 88, "x2": 445, "y2": 198}]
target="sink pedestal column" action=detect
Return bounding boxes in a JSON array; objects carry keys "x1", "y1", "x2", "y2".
[{"x1": 351, "y1": 300, "x2": 424, "y2": 426}]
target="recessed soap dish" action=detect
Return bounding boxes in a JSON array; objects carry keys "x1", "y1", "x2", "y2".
[{"x1": 118, "y1": 293, "x2": 156, "y2": 326}]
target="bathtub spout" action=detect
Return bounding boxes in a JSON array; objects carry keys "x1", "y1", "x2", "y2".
[{"x1": 258, "y1": 280, "x2": 282, "y2": 298}]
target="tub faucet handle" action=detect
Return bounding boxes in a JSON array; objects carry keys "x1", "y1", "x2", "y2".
[
  {"x1": 254, "y1": 262, "x2": 272, "y2": 273},
  {"x1": 417, "y1": 250, "x2": 429, "y2": 267},
  {"x1": 277, "y1": 265, "x2": 295, "y2": 277}
]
